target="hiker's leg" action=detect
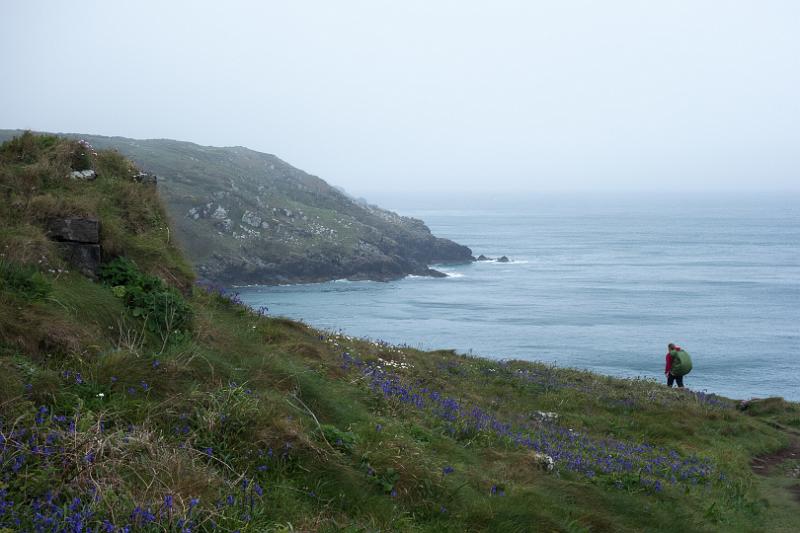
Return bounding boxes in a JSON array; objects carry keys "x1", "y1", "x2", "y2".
[
  {"x1": 667, "y1": 374, "x2": 675, "y2": 387},
  {"x1": 676, "y1": 375, "x2": 684, "y2": 388}
]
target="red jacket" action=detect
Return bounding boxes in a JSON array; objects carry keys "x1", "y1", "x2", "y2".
[{"x1": 665, "y1": 346, "x2": 681, "y2": 374}]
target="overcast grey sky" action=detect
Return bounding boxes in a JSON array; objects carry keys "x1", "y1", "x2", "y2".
[{"x1": 2, "y1": 1, "x2": 799, "y2": 194}]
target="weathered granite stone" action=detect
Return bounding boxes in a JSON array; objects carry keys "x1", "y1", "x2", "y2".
[
  {"x1": 211, "y1": 206, "x2": 228, "y2": 220},
  {"x1": 68, "y1": 169, "x2": 96, "y2": 180},
  {"x1": 56, "y1": 242, "x2": 101, "y2": 278},
  {"x1": 242, "y1": 211, "x2": 262, "y2": 227},
  {"x1": 47, "y1": 218, "x2": 100, "y2": 244},
  {"x1": 528, "y1": 451, "x2": 555, "y2": 471}
]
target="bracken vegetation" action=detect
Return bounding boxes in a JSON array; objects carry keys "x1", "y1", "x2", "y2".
[{"x1": 1, "y1": 133, "x2": 799, "y2": 532}]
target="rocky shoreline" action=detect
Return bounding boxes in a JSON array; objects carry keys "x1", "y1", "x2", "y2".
[{"x1": 197, "y1": 237, "x2": 474, "y2": 285}]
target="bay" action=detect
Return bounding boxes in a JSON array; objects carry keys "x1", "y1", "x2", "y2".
[{"x1": 237, "y1": 193, "x2": 800, "y2": 401}]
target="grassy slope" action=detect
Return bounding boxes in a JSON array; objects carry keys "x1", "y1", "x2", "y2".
[{"x1": 1, "y1": 133, "x2": 799, "y2": 532}]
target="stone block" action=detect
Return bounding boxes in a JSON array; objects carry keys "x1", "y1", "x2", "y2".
[
  {"x1": 47, "y1": 218, "x2": 100, "y2": 244},
  {"x1": 56, "y1": 242, "x2": 101, "y2": 278}
]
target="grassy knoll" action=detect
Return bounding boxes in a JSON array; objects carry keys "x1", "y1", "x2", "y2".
[{"x1": 1, "y1": 133, "x2": 798, "y2": 532}]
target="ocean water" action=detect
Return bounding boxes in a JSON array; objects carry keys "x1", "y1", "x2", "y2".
[{"x1": 237, "y1": 193, "x2": 800, "y2": 401}]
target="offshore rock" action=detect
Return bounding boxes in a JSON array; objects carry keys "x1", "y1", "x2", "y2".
[
  {"x1": 133, "y1": 172, "x2": 157, "y2": 185},
  {"x1": 497, "y1": 255, "x2": 510, "y2": 263}
]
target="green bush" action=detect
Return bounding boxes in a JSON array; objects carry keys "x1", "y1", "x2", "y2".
[
  {"x1": 95, "y1": 149, "x2": 136, "y2": 179},
  {"x1": 68, "y1": 140, "x2": 94, "y2": 171},
  {"x1": 99, "y1": 257, "x2": 191, "y2": 342},
  {"x1": 0, "y1": 131, "x2": 57, "y2": 164},
  {"x1": 0, "y1": 260, "x2": 51, "y2": 300},
  {"x1": 320, "y1": 423, "x2": 358, "y2": 453}
]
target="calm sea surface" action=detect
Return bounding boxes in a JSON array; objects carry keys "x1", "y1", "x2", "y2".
[{"x1": 237, "y1": 193, "x2": 800, "y2": 401}]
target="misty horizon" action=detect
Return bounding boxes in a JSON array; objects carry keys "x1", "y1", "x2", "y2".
[{"x1": 3, "y1": 1, "x2": 799, "y2": 196}]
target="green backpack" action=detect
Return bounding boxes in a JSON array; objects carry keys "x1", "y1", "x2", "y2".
[{"x1": 670, "y1": 349, "x2": 693, "y2": 377}]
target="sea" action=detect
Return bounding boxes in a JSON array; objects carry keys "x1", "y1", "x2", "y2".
[{"x1": 236, "y1": 192, "x2": 800, "y2": 401}]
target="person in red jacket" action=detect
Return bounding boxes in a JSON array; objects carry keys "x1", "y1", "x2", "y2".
[{"x1": 665, "y1": 343, "x2": 685, "y2": 388}]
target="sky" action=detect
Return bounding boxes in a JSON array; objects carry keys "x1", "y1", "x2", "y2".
[{"x1": 2, "y1": 1, "x2": 799, "y2": 195}]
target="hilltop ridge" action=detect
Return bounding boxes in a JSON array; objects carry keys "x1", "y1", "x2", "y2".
[{"x1": 0, "y1": 130, "x2": 474, "y2": 284}]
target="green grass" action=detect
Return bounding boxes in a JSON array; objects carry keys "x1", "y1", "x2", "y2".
[{"x1": 1, "y1": 133, "x2": 799, "y2": 531}]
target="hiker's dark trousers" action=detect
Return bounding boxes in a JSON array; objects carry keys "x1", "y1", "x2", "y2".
[{"x1": 667, "y1": 374, "x2": 684, "y2": 388}]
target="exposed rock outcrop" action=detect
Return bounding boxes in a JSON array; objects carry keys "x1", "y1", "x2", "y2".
[
  {"x1": 133, "y1": 172, "x2": 157, "y2": 185},
  {"x1": 67, "y1": 169, "x2": 96, "y2": 180},
  {"x1": 47, "y1": 218, "x2": 99, "y2": 244},
  {"x1": 46, "y1": 217, "x2": 101, "y2": 277}
]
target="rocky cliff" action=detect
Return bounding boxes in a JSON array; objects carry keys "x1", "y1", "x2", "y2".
[{"x1": 0, "y1": 130, "x2": 474, "y2": 284}]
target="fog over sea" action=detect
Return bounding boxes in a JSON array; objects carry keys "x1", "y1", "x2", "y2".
[{"x1": 237, "y1": 193, "x2": 800, "y2": 401}]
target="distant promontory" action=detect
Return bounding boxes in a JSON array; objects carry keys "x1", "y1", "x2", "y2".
[{"x1": 0, "y1": 130, "x2": 474, "y2": 284}]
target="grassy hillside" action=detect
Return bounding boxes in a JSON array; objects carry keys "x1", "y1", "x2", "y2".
[
  {"x1": 1, "y1": 133, "x2": 799, "y2": 532},
  {"x1": 0, "y1": 130, "x2": 474, "y2": 285}
]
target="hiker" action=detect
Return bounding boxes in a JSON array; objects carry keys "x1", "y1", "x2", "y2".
[{"x1": 665, "y1": 343, "x2": 692, "y2": 388}]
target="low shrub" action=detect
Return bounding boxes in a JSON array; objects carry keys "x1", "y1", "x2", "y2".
[
  {"x1": 0, "y1": 260, "x2": 51, "y2": 300},
  {"x1": 0, "y1": 131, "x2": 57, "y2": 164},
  {"x1": 68, "y1": 139, "x2": 95, "y2": 171},
  {"x1": 99, "y1": 257, "x2": 191, "y2": 344}
]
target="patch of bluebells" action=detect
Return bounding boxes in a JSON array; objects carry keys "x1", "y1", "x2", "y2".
[
  {"x1": 195, "y1": 279, "x2": 244, "y2": 306},
  {"x1": 341, "y1": 353, "x2": 724, "y2": 493},
  {"x1": 61, "y1": 370, "x2": 85, "y2": 385},
  {"x1": 1, "y1": 409, "x2": 270, "y2": 531}
]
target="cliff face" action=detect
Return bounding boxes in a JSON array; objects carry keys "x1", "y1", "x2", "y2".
[{"x1": 0, "y1": 131, "x2": 473, "y2": 284}]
